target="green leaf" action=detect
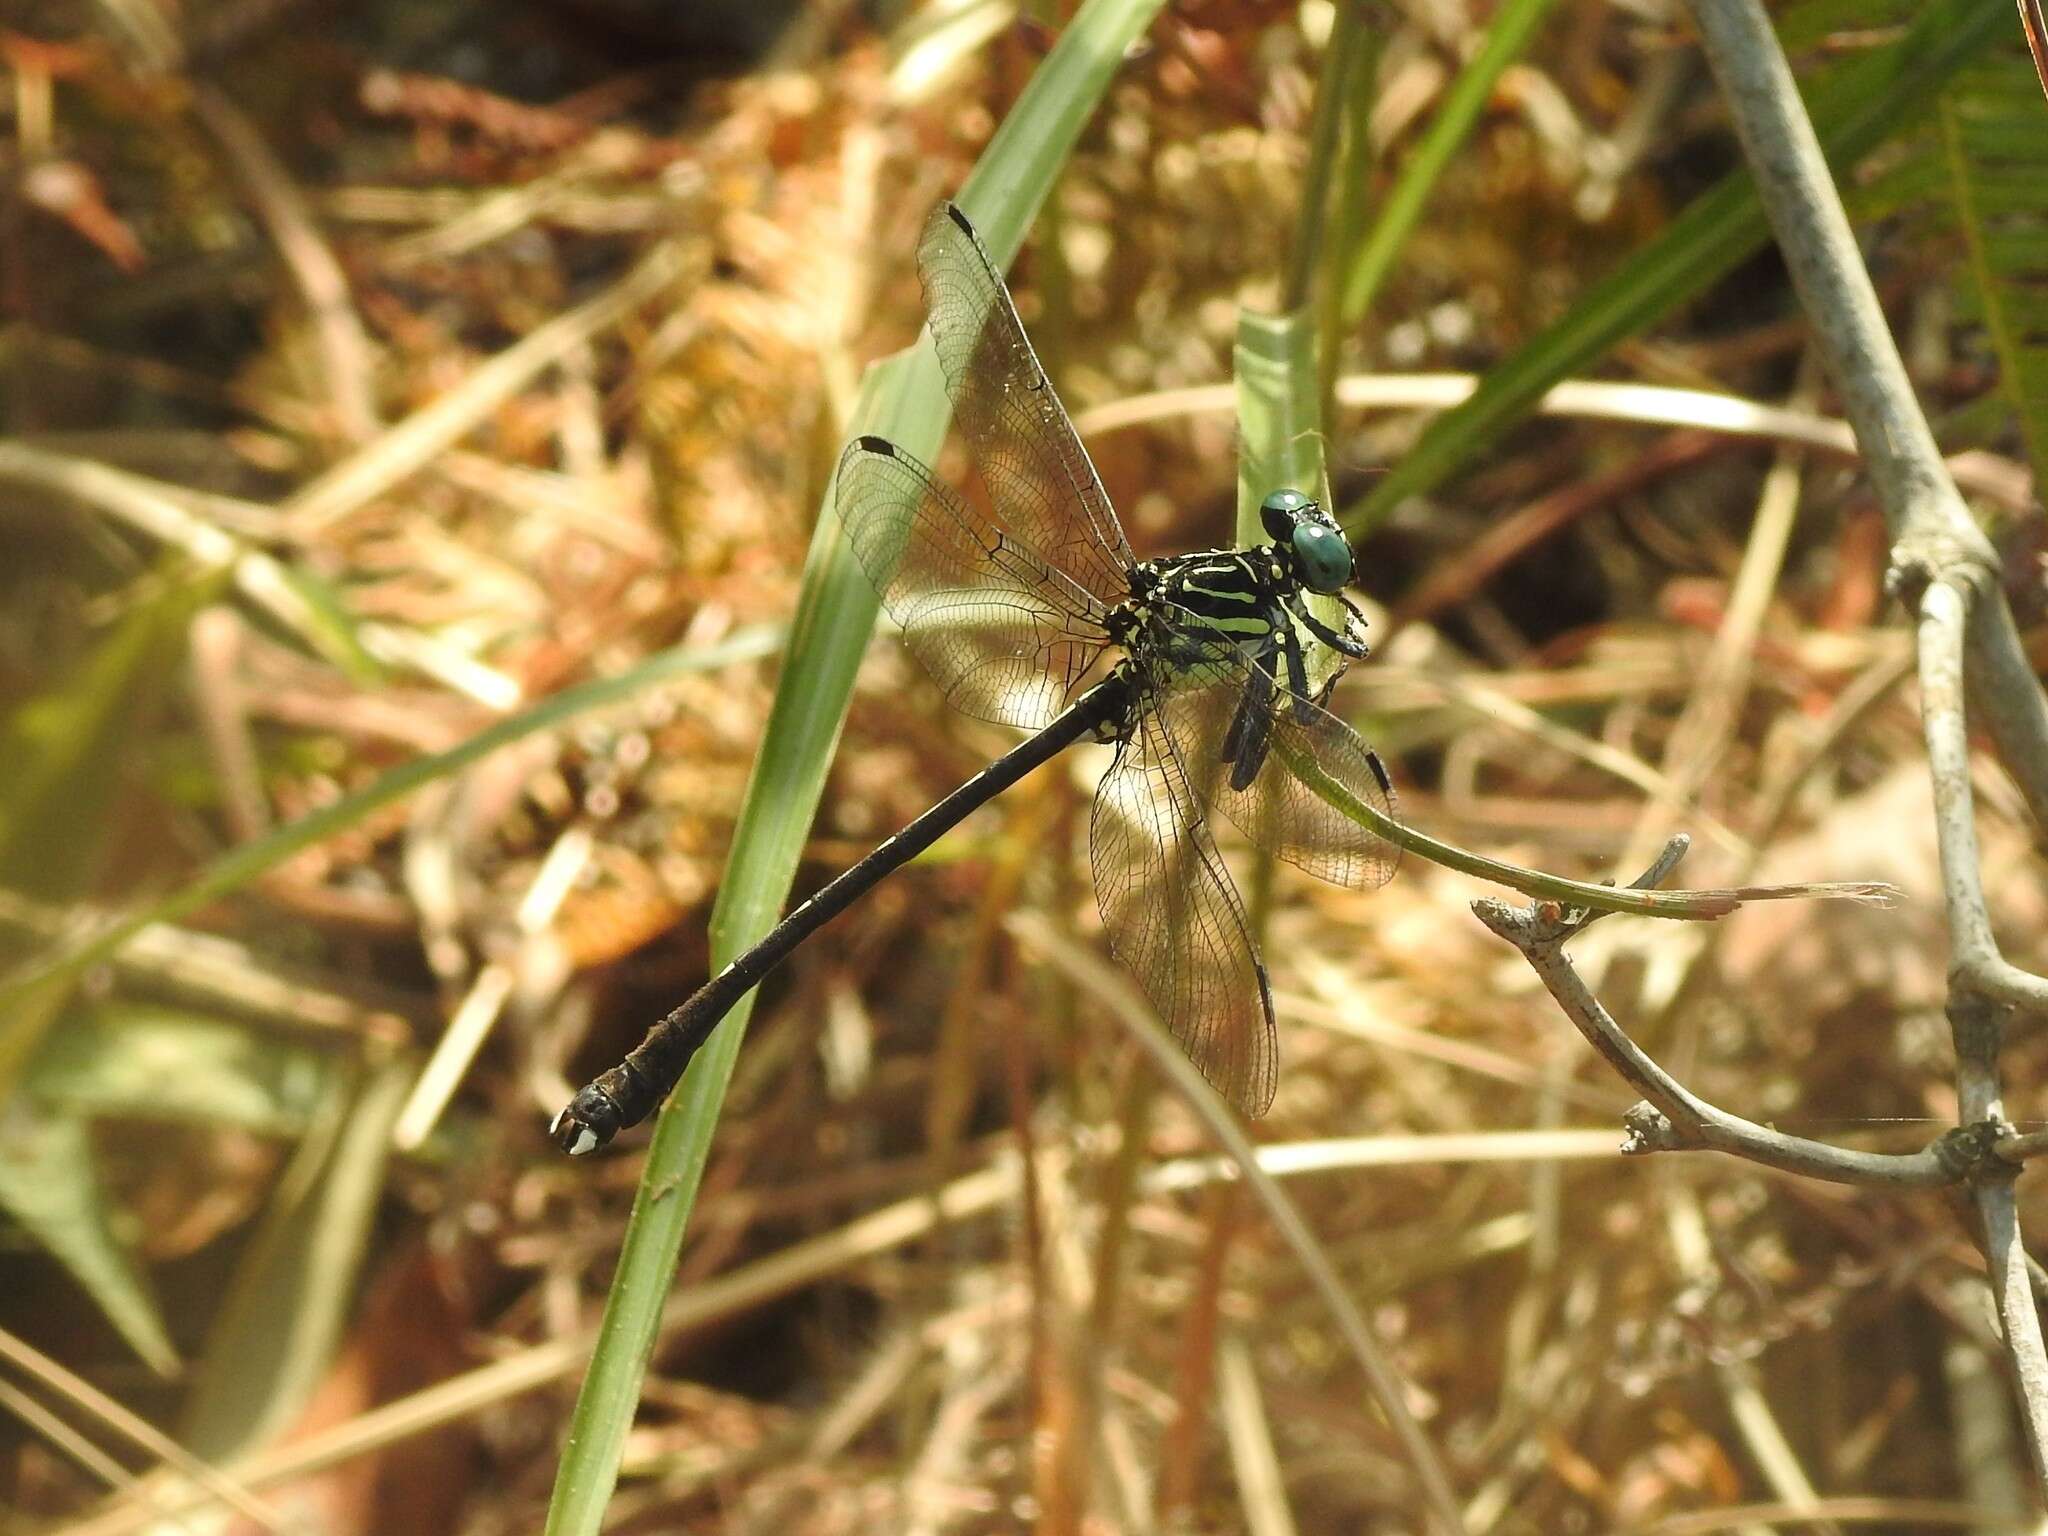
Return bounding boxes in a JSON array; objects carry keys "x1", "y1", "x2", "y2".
[
  {"x1": 1935, "y1": 71, "x2": 2048, "y2": 486},
  {"x1": 0, "y1": 567, "x2": 223, "y2": 1108},
  {"x1": 541, "y1": 2, "x2": 1173, "y2": 1531},
  {"x1": 1237, "y1": 309, "x2": 1330, "y2": 537},
  {"x1": 1348, "y1": 0, "x2": 2011, "y2": 530},
  {"x1": 0, "y1": 1109, "x2": 178, "y2": 1375},
  {"x1": 26, "y1": 999, "x2": 332, "y2": 1137},
  {"x1": 179, "y1": 1054, "x2": 413, "y2": 1459},
  {"x1": 1234, "y1": 306, "x2": 1331, "y2": 937},
  {"x1": 0, "y1": 568, "x2": 222, "y2": 896}
]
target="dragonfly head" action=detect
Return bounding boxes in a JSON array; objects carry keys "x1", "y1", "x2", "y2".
[{"x1": 1259, "y1": 488, "x2": 1354, "y2": 595}]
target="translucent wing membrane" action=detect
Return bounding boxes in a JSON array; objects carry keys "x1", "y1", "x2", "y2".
[
  {"x1": 1151, "y1": 656, "x2": 1403, "y2": 893},
  {"x1": 836, "y1": 436, "x2": 1113, "y2": 732},
  {"x1": 917, "y1": 204, "x2": 1138, "y2": 608},
  {"x1": 1091, "y1": 712, "x2": 1277, "y2": 1117},
  {"x1": 550, "y1": 200, "x2": 1404, "y2": 1158}
]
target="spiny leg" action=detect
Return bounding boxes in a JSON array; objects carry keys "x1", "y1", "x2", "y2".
[
  {"x1": 1280, "y1": 619, "x2": 1324, "y2": 723},
  {"x1": 1290, "y1": 592, "x2": 1370, "y2": 660},
  {"x1": 1222, "y1": 644, "x2": 1280, "y2": 792}
]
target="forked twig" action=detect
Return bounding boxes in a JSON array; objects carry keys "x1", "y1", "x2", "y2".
[{"x1": 1474, "y1": 840, "x2": 2004, "y2": 1191}]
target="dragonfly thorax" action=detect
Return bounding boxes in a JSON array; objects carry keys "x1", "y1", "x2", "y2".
[{"x1": 1109, "y1": 547, "x2": 1296, "y2": 685}]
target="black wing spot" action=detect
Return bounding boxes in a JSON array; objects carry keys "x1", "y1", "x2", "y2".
[
  {"x1": 854, "y1": 434, "x2": 896, "y2": 456},
  {"x1": 945, "y1": 201, "x2": 975, "y2": 235},
  {"x1": 1367, "y1": 749, "x2": 1394, "y2": 796}
]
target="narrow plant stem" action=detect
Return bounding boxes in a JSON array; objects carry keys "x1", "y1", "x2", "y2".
[
  {"x1": 1270, "y1": 733, "x2": 1896, "y2": 919},
  {"x1": 1324, "y1": 10, "x2": 1383, "y2": 410},
  {"x1": 1917, "y1": 576, "x2": 2048, "y2": 1482},
  {"x1": 1916, "y1": 582, "x2": 2048, "y2": 1017},
  {"x1": 1339, "y1": 0, "x2": 1562, "y2": 325},
  {"x1": 1286, "y1": 0, "x2": 1369, "y2": 312},
  {"x1": 1010, "y1": 913, "x2": 1470, "y2": 1536}
]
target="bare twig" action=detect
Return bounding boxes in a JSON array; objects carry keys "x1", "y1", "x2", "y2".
[
  {"x1": 1916, "y1": 580, "x2": 2048, "y2": 1021},
  {"x1": 1473, "y1": 844, "x2": 1991, "y2": 1190}
]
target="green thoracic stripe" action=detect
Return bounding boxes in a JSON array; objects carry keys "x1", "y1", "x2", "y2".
[
  {"x1": 1182, "y1": 614, "x2": 1272, "y2": 636},
  {"x1": 1185, "y1": 590, "x2": 1257, "y2": 607},
  {"x1": 1151, "y1": 548, "x2": 1284, "y2": 651}
]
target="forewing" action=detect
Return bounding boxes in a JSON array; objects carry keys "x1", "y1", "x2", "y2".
[
  {"x1": 1090, "y1": 710, "x2": 1277, "y2": 1117},
  {"x1": 1154, "y1": 659, "x2": 1402, "y2": 892},
  {"x1": 836, "y1": 436, "x2": 1110, "y2": 732},
  {"x1": 917, "y1": 203, "x2": 1138, "y2": 607}
]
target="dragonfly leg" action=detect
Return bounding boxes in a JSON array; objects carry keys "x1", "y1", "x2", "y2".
[
  {"x1": 1283, "y1": 621, "x2": 1398, "y2": 797},
  {"x1": 1222, "y1": 644, "x2": 1280, "y2": 791},
  {"x1": 1279, "y1": 619, "x2": 1334, "y2": 723},
  {"x1": 1293, "y1": 595, "x2": 1370, "y2": 660}
]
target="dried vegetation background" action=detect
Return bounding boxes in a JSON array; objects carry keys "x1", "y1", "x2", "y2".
[{"x1": 3, "y1": 0, "x2": 2047, "y2": 1532}]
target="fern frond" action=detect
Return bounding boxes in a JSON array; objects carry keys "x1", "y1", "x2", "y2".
[{"x1": 1936, "y1": 56, "x2": 2048, "y2": 488}]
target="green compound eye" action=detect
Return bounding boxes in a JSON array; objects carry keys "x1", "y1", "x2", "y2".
[
  {"x1": 1292, "y1": 521, "x2": 1353, "y2": 594},
  {"x1": 1258, "y1": 488, "x2": 1313, "y2": 542}
]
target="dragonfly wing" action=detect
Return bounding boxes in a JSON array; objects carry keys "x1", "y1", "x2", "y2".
[
  {"x1": 1154, "y1": 660, "x2": 1402, "y2": 892},
  {"x1": 1090, "y1": 709, "x2": 1277, "y2": 1117},
  {"x1": 836, "y1": 436, "x2": 1111, "y2": 732},
  {"x1": 917, "y1": 203, "x2": 1139, "y2": 608}
]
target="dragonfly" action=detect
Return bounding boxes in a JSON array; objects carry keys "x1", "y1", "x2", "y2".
[{"x1": 551, "y1": 202, "x2": 1400, "y2": 1156}]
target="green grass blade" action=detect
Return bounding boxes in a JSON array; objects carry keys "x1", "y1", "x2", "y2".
[
  {"x1": 1236, "y1": 310, "x2": 1329, "y2": 535},
  {"x1": 1349, "y1": 0, "x2": 2009, "y2": 529},
  {"x1": 1338, "y1": 0, "x2": 1562, "y2": 327},
  {"x1": 1234, "y1": 307, "x2": 1328, "y2": 940},
  {"x1": 1322, "y1": 12, "x2": 1383, "y2": 416},
  {"x1": 540, "y1": 3, "x2": 1170, "y2": 1532},
  {"x1": 1936, "y1": 77, "x2": 2048, "y2": 485}
]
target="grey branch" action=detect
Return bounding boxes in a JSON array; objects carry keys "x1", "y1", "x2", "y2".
[
  {"x1": 1563, "y1": 0, "x2": 2048, "y2": 1484},
  {"x1": 1472, "y1": 861, "x2": 1996, "y2": 1192}
]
